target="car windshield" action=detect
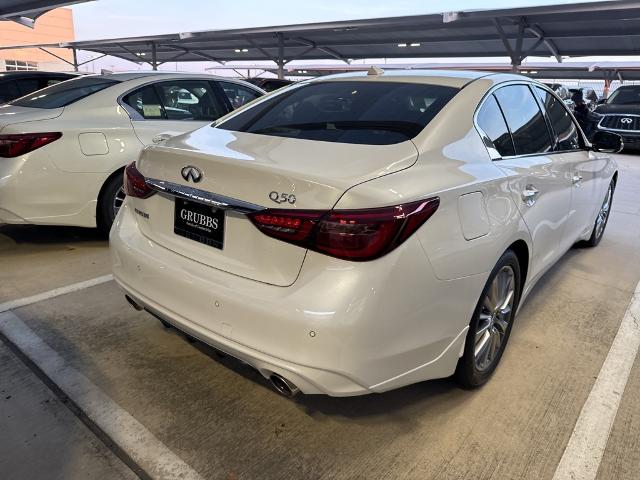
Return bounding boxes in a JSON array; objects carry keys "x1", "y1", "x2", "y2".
[
  {"x1": 217, "y1": 81, "x2": 459, "y2": 145},
  {"x1": 607, "y1": 88, "x2": 640, "y2": 105},
  {"x1": 10, "y1": 77, "x2": 118, "y2": 109}
]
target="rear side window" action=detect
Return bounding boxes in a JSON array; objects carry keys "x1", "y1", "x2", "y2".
[
  {"x1": 10, "y1": 77, "x2": 117, "y2": 109},
  {"x1": 123, "y1": 85, "x2": 165, "y2": 119},
  {"x1": 218, "y1": 81, "x2": 459, "y2": 145},
  {"x1": 218, "y1": 81, "x2": 262, "y2": 109},
  {"x1": 494, "y1": 85, "x2": 553, "y2": 156},
  {"x1": 476, "y1": 94, "x2": 515, "y2": 157},
  {"x1": 533, "y1": 86, "x2": 581, "y2": 152}
]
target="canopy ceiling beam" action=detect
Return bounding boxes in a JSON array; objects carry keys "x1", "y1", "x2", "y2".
[{"x1": 526, "y1": 25, "x2": 562, "y2": 63}]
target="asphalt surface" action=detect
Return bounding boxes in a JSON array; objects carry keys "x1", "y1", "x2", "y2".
[{"x1": 1, "y1": 153, "x2": 639, "y2": 480}]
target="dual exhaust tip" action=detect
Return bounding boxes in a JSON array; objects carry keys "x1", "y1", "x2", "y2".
[{"x1": 125, "y1": 294, "x2": 300, "y2": 398}]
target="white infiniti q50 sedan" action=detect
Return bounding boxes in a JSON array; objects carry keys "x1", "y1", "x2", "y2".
[
  {"x1": 0, "y1": 72, "x2": 263, "y2": 233},
  {"x1": 110, "y1": 70, "x2": 620, "y2": 397}
]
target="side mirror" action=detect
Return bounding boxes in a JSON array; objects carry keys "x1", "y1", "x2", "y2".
[
  {"x1": 591, "y1": 130, "x2": 623, "y2": 153},
  {"x1": 597, "y1": 98, "x2": 607, "y2": 105}
]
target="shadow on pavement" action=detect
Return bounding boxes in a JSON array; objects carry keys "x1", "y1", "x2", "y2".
[{"x1": 0, "y1": 224, "x2": 105, "y2": 245}]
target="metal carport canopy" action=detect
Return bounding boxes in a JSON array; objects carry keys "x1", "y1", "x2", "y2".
[
  {"x1": 3, "y1": 1, "x2": 640, "y2": 74},
  {"x1": 0, "y1": 0, "x2": 92, "y2": 27}
]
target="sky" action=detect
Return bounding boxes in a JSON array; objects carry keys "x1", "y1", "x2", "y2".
[{"x1": 68, "y1": 0, "x2": 610, "y2": 74}]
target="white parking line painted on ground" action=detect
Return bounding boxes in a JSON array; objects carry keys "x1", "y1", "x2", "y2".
[
  {"x1": 0, "y1": 274, "x2": 113, "y2": 313},
  {"x1": 0, "y1": 311, "x2": 204, "y2": 480},
  {"x1": 552, "y1": 280, "x2": 640, "y2": 480}
]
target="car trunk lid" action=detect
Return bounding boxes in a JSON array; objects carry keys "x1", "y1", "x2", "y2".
[
  {"x1": 133, "y1": 126, "x2": 418, "y2": 286},
  {"x1": 0, "y1": 105, "x2": 63, "y2": 132}
]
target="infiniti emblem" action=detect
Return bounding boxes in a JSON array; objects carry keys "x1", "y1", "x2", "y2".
[
  {"x1": 621, "y1": 117, "x2": 633, "y2": 124},
  {"x1": 181, "y1": 165, "x2": 203, "y2": 183}
]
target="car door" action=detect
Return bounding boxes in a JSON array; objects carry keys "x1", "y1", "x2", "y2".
[
  {"x1": 121, "y1": 79, "x2": 228, "y2": 146},
  {"x1": 477, "y1": 84, "x2": 573, "y2": 281},
  {"x1": 532, "y1": 86, "x2": 604, "y2": 243}
]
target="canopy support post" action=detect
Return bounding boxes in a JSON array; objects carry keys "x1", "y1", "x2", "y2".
[
  {"x1": 276, "y1": 33, "x2": 285, "y2": 79},
  {"x1": 72, "y1": 48, "x2": 78, "y2": 71},
  {"x1": 151, "y1": 42, "x2": 158, "y2": 70}
]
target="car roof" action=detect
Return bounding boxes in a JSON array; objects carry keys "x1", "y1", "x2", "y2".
[
  {"x1": 0, "y1": 71, "x2": 80, "y2": 79},
  {"x1": 304, "y1": 69, "x2": 525, "y2": 89},
  {"x1": 90, "y1": 71, "x2": 241, "y2": 83}
]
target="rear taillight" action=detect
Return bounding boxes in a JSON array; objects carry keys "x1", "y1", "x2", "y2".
[
  {"x1": 123, "y1": 162, "x2": 155, "y2": 199},
  {"x1": 248, "y1": 198, "x2": 439, "y2": 261},
  {"x1": 0, "y1": 132, "x2": 62, "y2": 158}
]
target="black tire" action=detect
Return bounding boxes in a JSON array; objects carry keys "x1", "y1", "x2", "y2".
[
  {"x1": 455, "y1": 250, "x2": 521, "y2": 388},
  {"x1": 582, "y1": 179, "x2": 615, "y2": 248},
  {"x1": 97, "y1": 173, "x2": 125, "y2": 236}
]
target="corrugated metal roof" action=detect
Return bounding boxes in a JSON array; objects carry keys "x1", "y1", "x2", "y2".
[
  {"x1": 0, "y1": 1, "x2": 92, "y2": 27},
  {"x1": 0, "y1": 1, "x2": 638, "y2": 66}
]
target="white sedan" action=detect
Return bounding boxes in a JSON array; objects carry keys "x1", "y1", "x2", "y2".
[
  {"x1": 111, "y1": 70, "x2": 620, "y2": 396},
  {"x1": 0, "y1": 72, "x2": 264, "y2": 233}
]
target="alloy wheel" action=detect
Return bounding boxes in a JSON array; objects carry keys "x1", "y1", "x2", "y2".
[
  {"x1": 113, "y1": 186, "x2": 126, "y2": 216},
  {"x1": 595, "y1": 184, "x2": 613, "y2": 240},
  {"x1": 474, "y1": 265, "x2": 515, "y2": 372}
]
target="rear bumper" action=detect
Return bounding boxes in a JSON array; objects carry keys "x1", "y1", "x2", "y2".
[{"x1": 111, "y1": 202, "x2": 484, "y2": 396}]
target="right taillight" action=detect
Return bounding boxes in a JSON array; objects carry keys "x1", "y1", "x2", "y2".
[
  {"x1": 248, "y1": 197, "x2": 439, "y2": 261},
  {"x1": 123, "y1": 162, "x2": 155, "y2": 199}
]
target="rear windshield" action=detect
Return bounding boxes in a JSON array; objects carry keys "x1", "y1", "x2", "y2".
[
  {"x1": 10, "y1": 77, "x2": 118, "y2": 109},
  {"x1": 217, "y1": 81, "x2": 459, "y2": 145}
]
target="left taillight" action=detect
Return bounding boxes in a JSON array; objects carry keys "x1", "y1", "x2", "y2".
[
  {"x1": 248, "y1": 197, "x2": 440, "y2": 261},
  {"x1": 123, "y1": 162, "x2": 155, "y2": 199},
  {"x1": 0, "y1": 132, "x2": 62, "y2": 158}
]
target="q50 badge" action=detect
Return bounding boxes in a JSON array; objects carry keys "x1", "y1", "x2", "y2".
[{"x1": 269, "y1": 191, "x2": 296, "y2": 205}]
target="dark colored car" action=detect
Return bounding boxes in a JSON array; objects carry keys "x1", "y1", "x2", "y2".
[
  {"x1": 595, "y1": 85, "x2": 640, "y2": 149},
  {"x1": 0, "y1": 71, "x2": 80, "y2": 103},
  {"x1": 245, "y1": 77, "x2": 293, "y2": 92}
]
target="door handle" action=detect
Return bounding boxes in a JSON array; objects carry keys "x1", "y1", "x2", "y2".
[
  {"x1": 572, "y1": 174, "x2": 583, "y2": 187},
  {"x1": 521, "y1": 185, "x2": 540, "y2": 206}
]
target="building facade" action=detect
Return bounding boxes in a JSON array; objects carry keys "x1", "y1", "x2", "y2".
[{"x1": 0, "y1": 8, "x2": 75, "y2": 72}]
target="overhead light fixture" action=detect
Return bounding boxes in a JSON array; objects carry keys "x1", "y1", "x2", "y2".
[
  {"x1": 528, "y1": 70, "x2": 538, "y2": 74},
  {"x1": 397, "y1": 43, "x2": 407, "y2": 47},
  {"x1": 135, "y1": 52, "x2": 146, "y2": 56},
  {"x1": 410, "y1": 43, "x2": 421, "y2": 47},
  {"x1": 242, "y1": 48, "x2": 248, "y2": 52},
  {"x1": 234, "y1": 48, "x2": 249, "y2": 53}
]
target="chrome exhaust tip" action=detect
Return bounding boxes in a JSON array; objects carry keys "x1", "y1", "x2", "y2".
[
  {"x1": 124, "y1": 294, "x2": 143, "y2": 311},
  {"x1": 269, "y1": 374, "x2": 300, "y2": 397}
]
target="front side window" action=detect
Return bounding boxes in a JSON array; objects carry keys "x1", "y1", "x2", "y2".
[
  {"x1": 10, "y1": 77, "x2": 118, "y2": 109},
  {"x1": 218, "y1": 81, "x2": 459, "y2": 145},
  {"x1": 476, "y1": 94, "x2": 515, "y2": 157},
  {"x1": 494, "y1": 85, "x2": 553, "y2": 156},
  {"x1": 156, "y1": 80, "x2": 226, "y2": 121},
  {"x1": 123, "y1": 80, "x2": 227, "y2": 121},
  {"x1": 218, "y1": 81, "x2": 262, "y2": 109},
  {"x1": 533, "y1": 86, "x2": 581, "y2": 152}
]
